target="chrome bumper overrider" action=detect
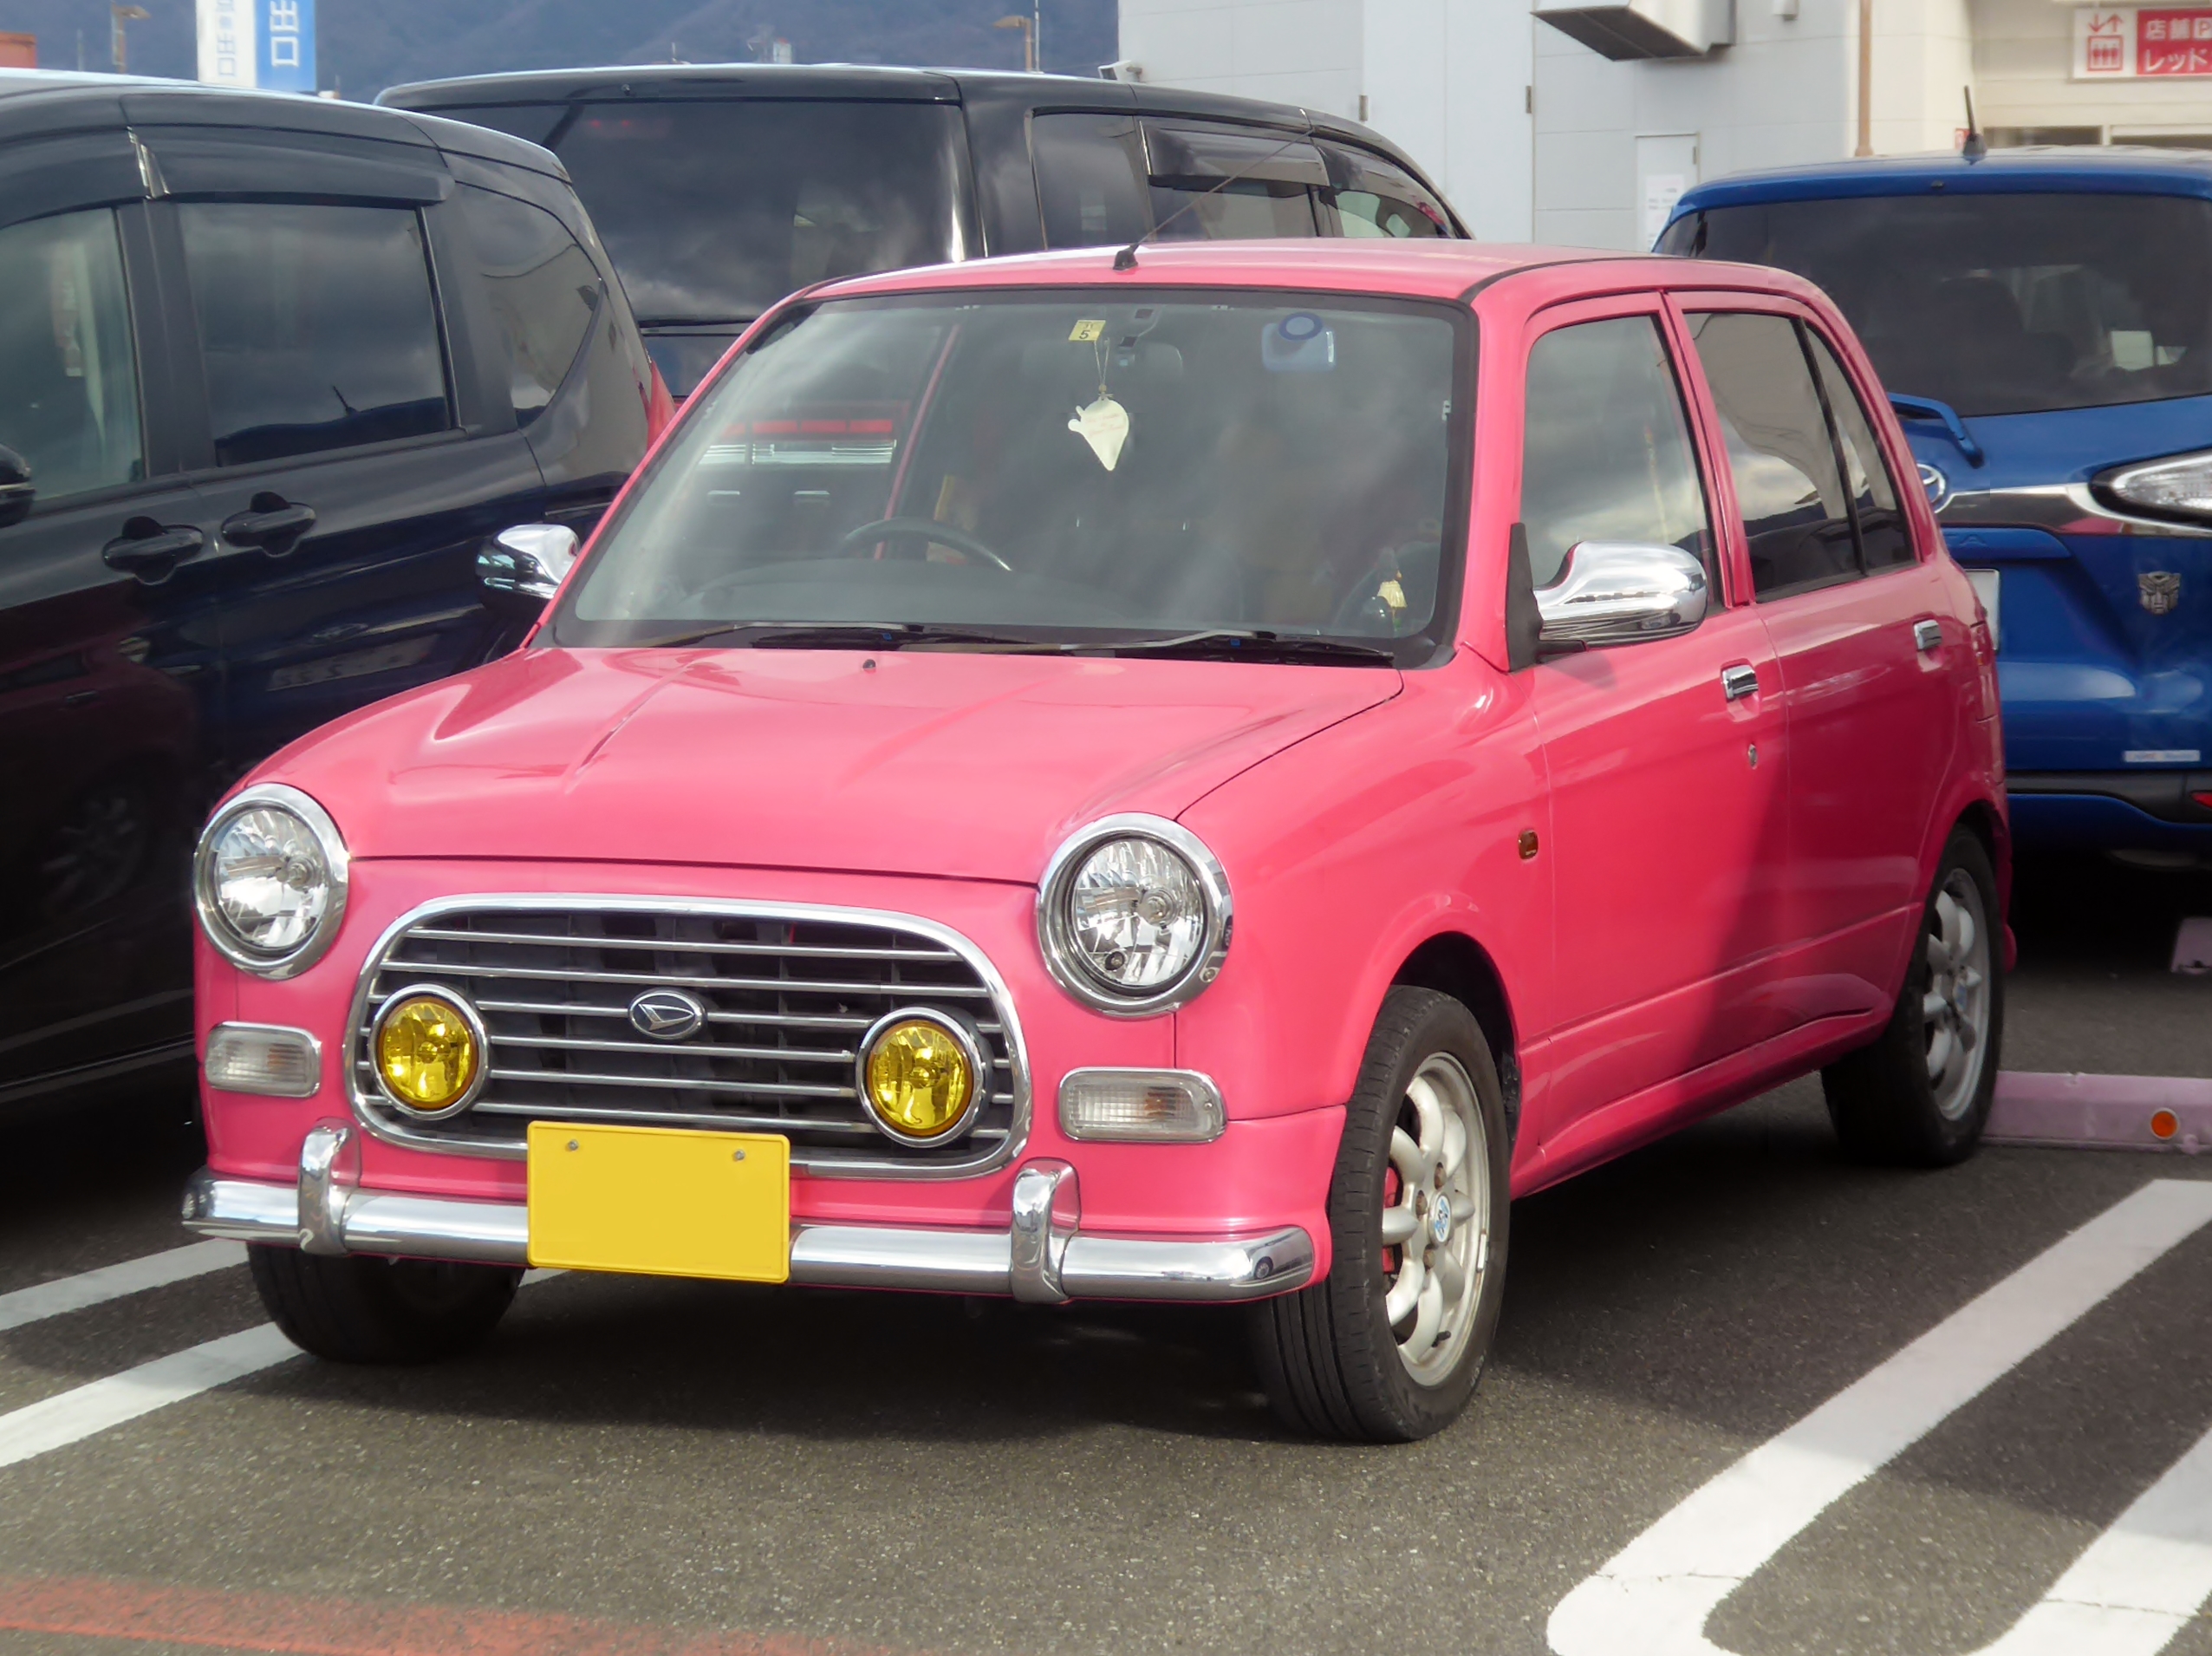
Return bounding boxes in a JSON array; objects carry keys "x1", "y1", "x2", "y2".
[{"x1": 182, "y1": 1124, "x2": 1314, "y2": 1305}]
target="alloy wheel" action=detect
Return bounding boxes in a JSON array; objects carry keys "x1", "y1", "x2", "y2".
[
  {"x1": 1922, "y1": 868, "x2": 1993, "y2": 1120},
  {"x1": 1380, "y1": 1052, "x2": 1492, "y2": 1384}
]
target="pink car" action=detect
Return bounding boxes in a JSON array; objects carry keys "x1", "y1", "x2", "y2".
[{"x1": 184, "y1": 241, "x2": 2007, "y2": 1442}]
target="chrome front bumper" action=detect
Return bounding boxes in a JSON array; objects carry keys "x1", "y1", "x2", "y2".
[{"x1": 182, "y1": 1123, "x2": 1314, "y2": 1306}]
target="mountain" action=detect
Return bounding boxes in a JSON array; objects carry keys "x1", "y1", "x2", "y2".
[{"x1": 0, "y1": 0, "x2": 1119, "y2": 97}]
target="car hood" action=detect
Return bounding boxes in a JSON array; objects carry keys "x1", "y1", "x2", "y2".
[{"x1": 257, "y1": 647, "x2": 1402, "y2": 883}]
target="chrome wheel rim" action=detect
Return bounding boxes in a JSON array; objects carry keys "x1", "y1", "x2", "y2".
[
  {"x1": 1381, "y1": 1053, "x2": 1491, "y2": 1385},
  {"x1": 1923, "y1": 869, "x2": 1993, "y2": 1121}
]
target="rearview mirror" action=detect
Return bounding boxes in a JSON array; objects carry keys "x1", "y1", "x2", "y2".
[
  {"x1": 0, "y1": 446, "x2": 34, "y2": 530},
  {"x1": 478, "y1": 523, "x2": 579, "y2": 617},
  {"x1": 1535, "y1": 542, "x2": 1708, "y2": 649}
]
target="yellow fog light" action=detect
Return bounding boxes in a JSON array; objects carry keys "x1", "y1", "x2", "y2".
[
  {"x1": 372, "y1": 988, "x2": 485, "y2": 1117},
  {"x1": 858, "y1": 1010, "x2": 983, "y2": 1145}
]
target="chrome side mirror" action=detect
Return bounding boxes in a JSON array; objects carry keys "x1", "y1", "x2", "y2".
[
  {"x1": 1535, "y1": 541, "x2": 1708, "y2": 649},
  {"x1": 478, "y1": 524, "x2": 579, "y2": 614},
  {"x1": 0, "y1": 445, "x2": 34, "y2": 530}
]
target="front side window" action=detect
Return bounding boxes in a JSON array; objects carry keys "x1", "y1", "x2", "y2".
[
  {"x1": 1143, "y1": 125, "x2": 1325, "y2": 240},
  {"x1": 1660, "y1": 192, "x2": 2212, "y2": 416},
  {"x1": 441, "y1": 101, "x2": 966, "y2": 325},
  {"x1": 456, "y1": 185, "x2": 601, "y2": 426},
  {"x1": 1519, "y1": 315, "x2": 1712, "y2": 587},
  {"x1": 179, "y1": 202, "x2": 452, "y2": 467},
  {"x1": 1320, "y1": 145, "x2": 1450, "y2": 239},
  {"x1": 551, "y1": 291, "x2": 1467, "y2": 664},
  {"x1": 0, "y1": 208, "x2": 142, "y2": 505},
  {"x1": 1686, "y1": 311, "x2": 1858, "y2": 600}
]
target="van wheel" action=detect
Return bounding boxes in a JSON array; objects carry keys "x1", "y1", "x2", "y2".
[
  {"x1": 248, "y1": 1246, "x2": 520, "y2": 1365},
  {"x1": 1251, "y1": 987, "x2": 1510, "y2": 1442},
  {"x1": 1823, "y1": 828, "x2": 2004, "y2": 1166}
]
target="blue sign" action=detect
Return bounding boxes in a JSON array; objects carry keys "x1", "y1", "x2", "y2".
[{"x1": 258, "y1": 0, "x2": 315, "y2": 92}]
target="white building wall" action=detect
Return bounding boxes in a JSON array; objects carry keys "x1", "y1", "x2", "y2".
[{"x1": 1118, "y1": 0, "x2": 1367, "y2": 121}]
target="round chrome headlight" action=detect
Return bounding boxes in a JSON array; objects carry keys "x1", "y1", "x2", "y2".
[
  {"x1": 1038, "y1": 815, "x2": 1231, "y2": 1016},
  {"x1": 193, "y1": 784, "x2": 349, "y2": 978}
]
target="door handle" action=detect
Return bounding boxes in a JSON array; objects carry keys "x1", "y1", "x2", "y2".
[
  {"x1": 221, "y1": 495, "x2": 316, "y2": 552},
  {"x1": 1721, "y1": 663, "x2": 1760, "y2": 702},
  {"x1": 1913, "y1": 618, "x2": 1943, "y2": 653},
  {"x1": 101, "y1": 519, "x2": 206, "y2": 583}
]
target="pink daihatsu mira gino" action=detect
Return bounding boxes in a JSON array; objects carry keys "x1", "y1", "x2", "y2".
[{"x1": 184, "y1": 240, "x2": 2008, "y2": 1442}]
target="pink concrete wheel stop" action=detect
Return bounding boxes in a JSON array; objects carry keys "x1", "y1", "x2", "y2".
[{"x1": 1988, "y1": 1071, "x2": 2212, "y2": 1154}]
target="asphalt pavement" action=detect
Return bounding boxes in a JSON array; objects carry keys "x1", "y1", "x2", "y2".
[{"x1": 1, "y1": 849, "x2": 2208, "y2": 1656}]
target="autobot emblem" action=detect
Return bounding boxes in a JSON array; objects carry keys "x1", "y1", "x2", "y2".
[
  {"x1": 2141, "y1": 571, "x2": 2182, "y2": 616},
  {"x1": 628, "y1": 988, "x2": 707, "y2": 1041}
]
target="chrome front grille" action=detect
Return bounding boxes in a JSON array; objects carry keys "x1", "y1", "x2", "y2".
[{"x1": 348, "y1": 897, "x2": 1026, "y2": 1177}]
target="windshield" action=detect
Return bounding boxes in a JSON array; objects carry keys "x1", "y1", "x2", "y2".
[
  {"x1": 434, "y1": 100, "x2": 966, "y2": 324},
  {"x1": 1659, "y1": 192, "x2": 2212, "y2": 417},
  {"x1": 549, "y1": 290, "x2": 1468, "y2": 662}
]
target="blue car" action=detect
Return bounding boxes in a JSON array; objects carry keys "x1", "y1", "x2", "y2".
[{"x1": 1660, "y1": 149, "x2": 2212, "y2": 863}]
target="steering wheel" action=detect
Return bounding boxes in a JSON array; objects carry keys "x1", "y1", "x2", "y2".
[
  {"x1": 832, "y1": 517, "x2": 1014, "y2": 573},
  {"x1": 1330, "y1": 539, "x2": 1441, "y2": 635}
]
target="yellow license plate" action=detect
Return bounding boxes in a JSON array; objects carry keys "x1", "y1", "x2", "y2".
[{"x1": 526, "y1": 1122, "x2": 790, "y2": 1282}]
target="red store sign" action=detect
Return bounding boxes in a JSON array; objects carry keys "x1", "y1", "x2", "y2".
[{"x1": 2074, "y1": 6, "x2": 2212, "y2": 75}]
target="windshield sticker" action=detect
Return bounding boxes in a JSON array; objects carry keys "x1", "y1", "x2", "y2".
[
  {"x1": 1264, "y1": 313, "x2": 1337, "y2": 373},
  {"x1": 1069, "y1": 393, "x2": 1130, "y2": 471},
  {"x1": 1069, "y1": 319, "x2": 1106, "y2": 342}
]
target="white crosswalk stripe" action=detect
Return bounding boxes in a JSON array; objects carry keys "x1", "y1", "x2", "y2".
[{"x1": 0, "y1": 1242, "x2": 247, "y2": 1334}]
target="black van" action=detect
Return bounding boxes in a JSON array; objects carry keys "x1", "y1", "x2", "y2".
[
  {"x1": 0, "y1": 71, "x2": 661, "y2": 1114},
  {"x1": 380, "y1": 67, "x2": 1465, "y2": 397}
]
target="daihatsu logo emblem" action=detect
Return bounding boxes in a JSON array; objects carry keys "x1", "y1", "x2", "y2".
[{"x1": 628, "y1": 989, "x2": 707, "y2": 1041}]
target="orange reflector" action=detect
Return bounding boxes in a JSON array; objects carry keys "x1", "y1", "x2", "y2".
[{"x1": 2150, "y1": 1109, "x2": 2181, "y2": 1140}]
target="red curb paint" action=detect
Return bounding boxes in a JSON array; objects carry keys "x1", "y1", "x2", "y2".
[{"x1": 0, "y1": 1573, "x2": 901, "y2": 1656}]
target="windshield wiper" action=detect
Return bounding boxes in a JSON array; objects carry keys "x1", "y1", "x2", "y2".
[
  {"x1": 1087, "y1": 629, "x2": 1399, "y2": 666},
  {"x1": 637, "y1": 622, "x2": 1064, "y2": 652}
]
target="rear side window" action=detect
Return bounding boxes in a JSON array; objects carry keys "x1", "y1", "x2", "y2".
[
  {"x1": 179, "y1": 203, "x2": 452, "y2": 466},
  {"x1": 1033, "y1": 112, "x2": 1151, "y2": 249},
  {"x1": 457, "y1": 185, "x2": 601, "y2": 426},
  {"x1": 1320, "y1": 144, "x2": 1450, "y2": 238},
  {"x1": 1685, "y1": 311, "x2": 1858, "y2": 599},
  {"x1": 1805, "y1": 330, "x2": 1915, "y2": 570},
  {"x1": 1520, "y1": 316, "x2": 1713, "y2": 587},
  {"x1": 0, "y1": 208, "x2": 142, "y2": 503},
  {"x1": 1143, "y1": 123, "x2": 1325, "y2": 239}
]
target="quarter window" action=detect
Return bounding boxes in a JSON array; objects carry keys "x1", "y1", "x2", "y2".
[
  {"x1": 0, "y1": 208, "x2": 142, "y2": 505},
  {"x1": 1033, "y1": 113, "x2": 1152, "y2": 249},
  {"x1": 457, "y1": 186, "x2": 601, "y2": 426},
  {"x1": 178, "y1": 202, "x2": 452, "y2": 467},
  {"x1": 1686, "y1": 311, "x2": 1858, "y2": 599},
  {"x1": 1319, "y1": 145, "x2": 1450, "y2": 239},
  {"x1": 1519, "y1": 315, "x2": 1713, "y2": 588},
  {"x1": 1805, "y1": 330, "x2": 1915, "y2": 570}
]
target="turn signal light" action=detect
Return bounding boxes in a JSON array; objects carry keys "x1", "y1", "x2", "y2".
[
  {"x1": 1059, "y1": 1069, "x2": 1226, "y2": 1142},
  {"x1": 374, "y1": 992, "x2": 482, "y2": 1115},
  {"x1": 204, "y1": 1023, "x2": 321, "y2": 1099},
  {"x1": 860, "y1": 1013, "x2": 979, "y2": 1143}
]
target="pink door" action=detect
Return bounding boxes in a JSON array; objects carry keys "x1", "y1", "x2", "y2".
[
  {"x1": 1515, "y1": 302, "x2": 1792, "y2": 1145},
  {"x1": 1677, "y1": 303, "x2": 1955, "y2": 1018}
]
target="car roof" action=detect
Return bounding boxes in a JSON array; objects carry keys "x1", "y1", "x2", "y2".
[
  {"x1": 1675, "y1": 145, "x2": 2212, "y2": 212},
  {"x1": 0, "y1": 68, "x2": 569, "y2": 178},
  {"x1": 797, "y1": 238, "x2": 1793, "y2": 306}
]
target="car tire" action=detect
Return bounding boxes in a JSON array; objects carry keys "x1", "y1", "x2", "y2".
[
  {"x1": 1823, "y1": 827, "x2": 2004, "y2": 1166},
  {"x1": 1251, "y1": 987, "x2": 1511, "y2": 1443},
  {"x1": 248, "y1": 1245, "x2": 521, "y2": 1365}
]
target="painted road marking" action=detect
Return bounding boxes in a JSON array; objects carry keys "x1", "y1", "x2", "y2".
[
  {"x1": 1549, "y1": 1178, "x2": 2212, "y2": 1656},
  {"x1": 0, "y1": 1268, "x2": 562, "y2": 1471},
  {"x1": 1989, "y1": 1072, "x2": 2212, "y2": 1155},
  {"x1": 0, "y1": 1569, "x2": 888, "y2": 1655},
  {"x1": 0, "y1": 1241, "x2": 246, "y2": 1333}
]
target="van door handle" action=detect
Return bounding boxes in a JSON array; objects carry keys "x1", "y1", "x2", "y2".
[
  {"x1": 1721, "y1": 663, "x2": 1760, "y2": 702},
  {"x1": 101, "y1": 519, "x2": 206, "y2": 583},
  {"x1": 1914, "y1": 618, "x2": 1943, "y2": 652},
  {"x1": 221, "y1": 495, "x2": 316, "y2": 553}
]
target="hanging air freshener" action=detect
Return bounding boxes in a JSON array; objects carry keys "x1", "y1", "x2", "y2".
[{"x1": 1067, "y1": 322, "x2": 1130, "y2": 471}]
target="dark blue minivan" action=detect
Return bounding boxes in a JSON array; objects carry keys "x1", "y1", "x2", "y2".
[{"x1": 1661, "y1": 149, "x2": 2212, "y2": 863}]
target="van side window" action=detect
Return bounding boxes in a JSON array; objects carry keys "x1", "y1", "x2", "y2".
[
  {"x1": 1520, "y1": 316, "x2": 1713, "y2": 587},
  {"x1": 1032, "y1": 113, "x2": 1152, "y2": 249},
  {"x1": 0, "y1": 208, "x2": 142, "y2": 502},
  {"x1": 1142, "y1": 123, "x2": 1325, "y2": 239},
  {"x1": 1805, "y1": 329, "x2": 1915, "y2": 570},
  {"x1": 1686, "y1": 310, "x2": 1858, "y2": 599},
  {"x1": 179, "y1": 203, "x2": 452, "y2": 466},
  {"x1": 1318, "y1": 144, "x2": 1450, "y2": 238},
  {"x1": 457, "y1": 185, "x2": 602, "y2": 426}
]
